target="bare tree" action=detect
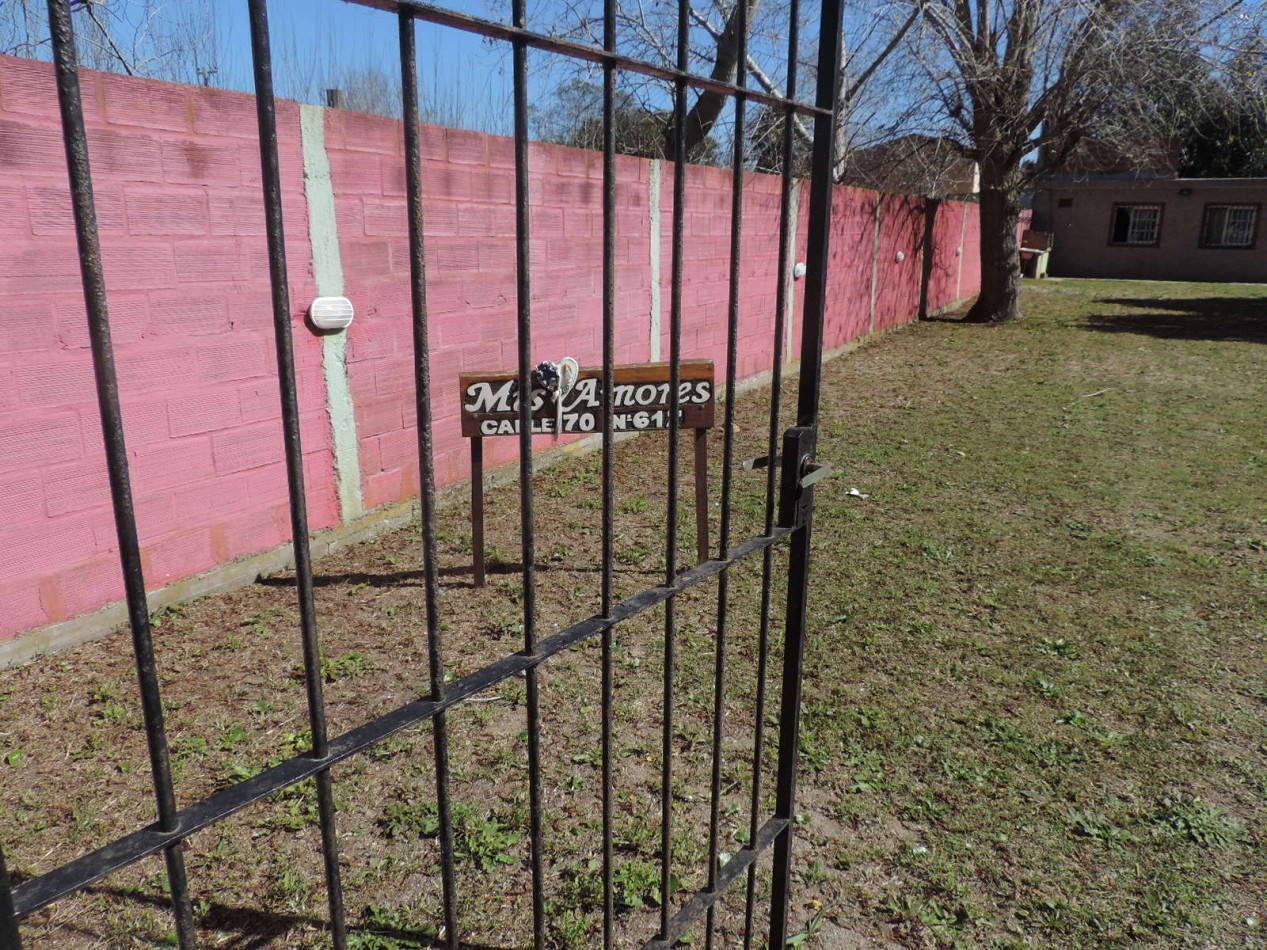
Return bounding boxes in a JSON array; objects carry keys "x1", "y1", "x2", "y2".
[
  {"x1": 1, "y1": 0, "x2": 221, "y2": 84},
  {"x1": 914, "y1": 0, "x2": 1259, "y2": 323},
  {"x1": 542, "y1": 0, "x2": 921, "y2": 165}
]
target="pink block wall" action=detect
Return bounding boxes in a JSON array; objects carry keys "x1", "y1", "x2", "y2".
[
  {"x1": 0, "y1": 56, "x2": 336, "y2": 638},
  {"x1": 0, "y1": 53, "x2": 983, "y2": 644}
]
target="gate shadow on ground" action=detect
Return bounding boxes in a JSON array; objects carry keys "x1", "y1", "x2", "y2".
[
  {"x1": 48, "y1": 882, "x2": 514, "y2": 949},
  {"x1": 258, "y1": 562, "x2": 658, "y2": 591},
  {"x1": 1084, "y1": 298, "x2": 1267, "y2": 343}
]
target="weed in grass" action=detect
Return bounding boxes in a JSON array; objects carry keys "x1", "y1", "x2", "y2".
[
  {"x1": 545, "y1": 906, "x2": 592, "y2": 949},
  {"x1": 319, "y1": 651, "x2": 372, "y2": 683},
  {"x1": 1037, "y1": 638, "x2": 1080, "y2": 659},
  {"x1": 1169, "y1": 702, "x2": 1207, "y2": 734},
  {"x1": 349, "y1": 903, "x2": 437, "y2": 949},
  {"x1": 1030, "y1": 677, "x2": 1060, "y2": 698},
  {"x1": 382, "y1": 797, "x2": 441, "y2": 838},
  {"x1": 217, "y1": 723, "x2": 250, "y2": 751},
  {"x1": 272, "y1": 860, "x2": 314, "y2": 914},
  {"x1": 613, "y1": 860, "x2": 667, "y2": 909},
  {"x1": 220, "y1": 761, "x2": 263, "y2": 788},
  {"x1": 786, "y1": 908, "x2": 827, "y2": 946},
  {"x1": 1066, "y1": 806, "x2": 1133, "y2": 844},
  {"x1": 920, "y1": 541, "x2": 956, "y2": 561},
  {"x1": 1149, "y1": 794, "x2": 1245, "y2": 847},
  {"x1": 250, "y1": 699, "x2": 274, "y2": 716},
  {"x1": 886, "y1": 893, "x2": 982, "y2": 946},
  {"x1": 263, "y1": 780, "x2": 323, "y2": 832},
  {"x1": 904, "y1": 792, "x2": 950, "y2": 823},
  {"x1": 458, "y1": 812, "x2": 521, "y2": 871},
  {"x1": 798, "y1": 859, "x2": 829, "y2": 886}
]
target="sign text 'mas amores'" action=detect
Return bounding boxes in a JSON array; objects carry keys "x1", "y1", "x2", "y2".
[{"x1": 460, "y1": 360, "x2": 715, "y2": 438}]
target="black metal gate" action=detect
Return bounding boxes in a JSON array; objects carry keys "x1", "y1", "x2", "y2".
[{"x1": 0, "y1": 0, "x2": 843, "y2": 945}]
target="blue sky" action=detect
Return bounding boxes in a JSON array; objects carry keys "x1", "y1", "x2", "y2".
[
  {"x1": 207, "y1": 0, "x2": 815, "y2": 135},
  {"x1": 215, "y1": 0, "x2": 518, "y2": 130}
]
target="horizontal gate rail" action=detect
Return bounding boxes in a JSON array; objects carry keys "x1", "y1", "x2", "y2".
[
  {"x1": 9, "y1": 527, "x2": 792, "y2": 921},
  {"x1": 346, "y1": 0, "x2": 829, "y2": 119},
  {"x1": 642, "y1": 817, "x2": 789, "y2": 950}
]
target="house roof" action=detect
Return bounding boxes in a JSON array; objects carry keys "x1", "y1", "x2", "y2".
[
  {"x1": 840, "y1": 134, "x2": 978, "y2": 198},
  {"x1": 1041, "y1": 177, "x2": 1267, "y2": 191}
]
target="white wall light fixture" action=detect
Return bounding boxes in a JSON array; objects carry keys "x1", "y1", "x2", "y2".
[
  {"x1": 793, "y1": 262, "x2": 807, "y2": 280},
  {"x1": 310, "y1": 296, "x2": 354, "y2": 331},
  {"x1": 895, "y1": 251, "x2": 906, "y2": 262}
]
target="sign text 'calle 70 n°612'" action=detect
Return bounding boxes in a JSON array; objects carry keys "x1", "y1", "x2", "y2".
[{"x1": 459, "y1": 360, "x2": 715, "y2": 438}]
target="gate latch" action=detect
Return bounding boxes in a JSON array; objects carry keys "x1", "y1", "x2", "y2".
[{"x1": 778, "y1": 426, "x2": 830, "y2": 528}]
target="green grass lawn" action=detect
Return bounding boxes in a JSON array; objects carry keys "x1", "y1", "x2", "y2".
[
  {"x1": 793, "y1": 278, "x2": 1267, "y2": 947},
  {"x1": 2, "y1": 278, "x2": 1264, "y2": 948}
]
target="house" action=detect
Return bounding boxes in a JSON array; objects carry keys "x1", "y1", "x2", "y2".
[{"x1": 1032, "y1": 178, "x2": 1265, "y2": 282}]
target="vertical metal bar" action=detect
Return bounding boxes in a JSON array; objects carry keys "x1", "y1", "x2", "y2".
[
  {"x1": 694, "y1": 430, "x2": 709, "y2": 565},
  {"x1": 600, "y1": 0, "x2": 618, "y2": 942},
  {"x1": 511, "y1": 0, "x2": 547, "y2": 944},
  {"x1": 744, "y1": 0, "x2": 800, "y2": 941},
  {"x1": 659, "y1": 0, "x2": 690, "y2": 933},
  {"x1": 791, "y1": 0, "x2": 843, "y2": 430},
  {"x1": 398, "y1": 13, "x2": 462, "y2": 947},
  {"x1": 245, "y1": 3, "x2": 346, "y2": 946},
  {"x1": 471, "y1": 437, "x2": 485, "y2": 587},
  {"x1": 704, "y1": 2, "x2": 748, "y2": 943},
  {"x1": 44, "y1": 2, "x2": 197, "y2": 945},
  {"x1": 768, "y1": 0, "x2": 844, "y2": 944},
  {"x1": 0, "y1": 841, "x2": 21, "y2": 947}
]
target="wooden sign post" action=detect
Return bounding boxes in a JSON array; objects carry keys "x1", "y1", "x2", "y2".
[{"x1": 460, "y1": 360, "x2": 716, "y2": 586}]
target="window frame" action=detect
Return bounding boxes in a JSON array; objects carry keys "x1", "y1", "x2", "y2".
[
  {"x1": 1107, "y1": 203, "x2": 1164, "y2": 248},
  {"x1": 1199, "y1": 203, "x2": 1260, "y2": 250}
]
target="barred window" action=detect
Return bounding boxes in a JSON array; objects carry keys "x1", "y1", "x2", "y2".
[
  {"x1": 1201, "y1": 204, "x2": 1258, "y2": 248},
  {"x1": 1110, "y1": 204, "x2": 1162, "y2": 246}
]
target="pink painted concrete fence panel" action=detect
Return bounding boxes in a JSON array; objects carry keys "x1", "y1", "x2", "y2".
[{"x1": 0, "y1": 56, "x2": 335, "y2": 639}]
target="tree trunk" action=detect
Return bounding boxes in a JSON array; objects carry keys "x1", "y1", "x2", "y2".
[
  {"x1": 965, "y1": 182, "x2": 1023, "y2": 323},
  {"x1": 669, "y1": 0, "x2": 758, "y2": 158},
  {"x1": 918, "y1": 198, "x2": 941, "y2": 320}
]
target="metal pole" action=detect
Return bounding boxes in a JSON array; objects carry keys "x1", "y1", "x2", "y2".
[
  {"x1": 510, "y1": 0, "x2": 547, "y2": 941},
  {"x1": 600, "y1": 0, "x2": 618, "y2": 942},
  {"x1": 398, "y1": 12, "x2": 462, "y2": 945},
  {"x1": 659, "y1": 0, "x2": 690, "y2": 933},
  {"x1": 45, "y1": 1, "x2": 197, "y2": 945},
  {"x1": 705, "y1": 0, "x2": 748, "y2": 938},
  {"x1": 745, "y1": 0, "x2": 801, "y2": 939},
  {"x1": 769, "y1": 0, "x2": 845, "y2": 943},
  {"x1": 246, "y1": 2, "x2": 346, "y2": 945}
]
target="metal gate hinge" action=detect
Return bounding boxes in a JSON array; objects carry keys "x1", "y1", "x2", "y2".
[{"x1": 799, "y1": 460, "x2": 833, "y2": 489}]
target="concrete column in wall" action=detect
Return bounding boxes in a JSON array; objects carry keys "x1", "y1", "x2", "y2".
[
  {"x1": 784, "y1": 179, "x2": 801, "y2": 364},
  {"x1": 300, "y1": 105, "x2": 364, "y2": 523},
  {"x1": 868, "y1": 197, "x2": 882, "y2": 333},
  {"x1": 648, "y1": 159, "x2": 663, "y2": 362},
  {"x1": 956, "y1": 202, "x2": 969, "y2": 302}
]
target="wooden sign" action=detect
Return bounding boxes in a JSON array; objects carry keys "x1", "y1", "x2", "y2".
[
  {"x1": 459, "y1": 360, "x2": 715, "y2": 438},
  {"x1": 461, "y1": 360, "x2": 716, "y2": 586}
]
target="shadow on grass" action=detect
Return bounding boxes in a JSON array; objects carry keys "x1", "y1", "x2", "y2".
[
  {"x1": 1084, "y1": 297, "x2": 1267, "y2": 343},
  {"x1": 259, "y1": 561, "x2": 659, "y2": 590},
  {"x1": 17, "y1": 880, "x2": 513, "y2": 950}
]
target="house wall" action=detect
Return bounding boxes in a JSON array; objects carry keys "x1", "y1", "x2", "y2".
[
  {"x1": 1035, "y1": 180, "x2": 1266, "y2": 282},
  {"x1": 0, "y1": 53, "x2": 983, "y2": 649}
]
